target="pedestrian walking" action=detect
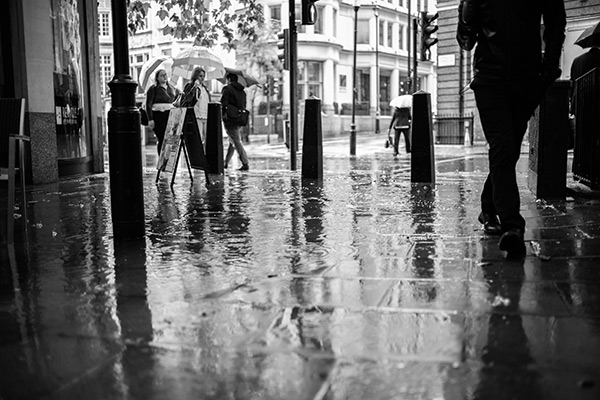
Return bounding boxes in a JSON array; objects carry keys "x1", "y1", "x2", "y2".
[
  {"x1": 146, "y1": 69, "x2": 179, "y2": 155},
  {"x1": 221, "y1": 73, "x2": 250, "y2": 171},
  {"x1": 456, "y1": 0, "x2": 566, "y2": 257},
  {"x1": 387, "y1": 106, "x2": 411, "y2": 156},
  {"x1": 182, "y1": 67, "x2": 211, "y2": 146}
]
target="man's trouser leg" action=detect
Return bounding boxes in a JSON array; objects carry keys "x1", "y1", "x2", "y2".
[{"x1": 473, "y1": 79, "x2": 542, "y2": 232}]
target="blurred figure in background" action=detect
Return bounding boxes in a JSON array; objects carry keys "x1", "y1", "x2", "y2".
[{"x1": 387, "y1": 106, "x2": 411, "y2": 156}]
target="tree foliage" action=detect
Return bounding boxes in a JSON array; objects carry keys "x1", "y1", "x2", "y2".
[
  {"x1": 127, "y1": 0, "x2": 264, "y2": 50},
  {"x1": 235, "y1": 20, "x2": 283, "y2": 84}
]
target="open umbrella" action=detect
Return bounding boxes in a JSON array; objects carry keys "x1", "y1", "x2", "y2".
[
  {"x1": 390, "y1": 94, "x2": 412, "y2": 109},
  {"x1": 217, "y1": 67, "x2": 260, "y2": 88},
  {"x1": 171, "y1": 46, "x2": 225, "y2": 82},
  {"x1": 138, "y1": 56, "x2": 173, "y2": 94},
  {"x1": 575, "y1": 21, "x2": 600, "y2": 48}
]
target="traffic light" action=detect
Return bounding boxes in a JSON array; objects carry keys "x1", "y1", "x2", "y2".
[
  {"x1": 301, "y1": 0, "x2": 319, "y2": 25},
  {"x1": 420, "y1": 11, "x2": 439, "y2": 61},
  {"x1": 277, "y1": 29, "x2": 289, "y2": 70}
]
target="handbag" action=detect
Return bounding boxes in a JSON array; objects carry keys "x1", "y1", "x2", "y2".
[
  {"x1": 140, "y1": 107, "x2": 149, "y2": 126},
  {"x1": 172, "y1": 92, "x2": 183, "y2": 108},
  {"x1": 174, "y1": 85, "x2": 198, "y2": 108},
  {"x1": 223, "y1": 103, "x2": 249, "y2": 127}
]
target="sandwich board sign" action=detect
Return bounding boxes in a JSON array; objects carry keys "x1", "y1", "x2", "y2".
[{"x1": 156, "y1": 107, "x2": 210, "y2": 186}]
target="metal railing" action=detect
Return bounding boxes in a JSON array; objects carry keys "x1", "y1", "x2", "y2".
[
  {"x1": 434, "y1": 113, "x2": 474, "y2": 145},
  {"x1": 573, "y1": 67, "x2": 600, "y2": 189}
]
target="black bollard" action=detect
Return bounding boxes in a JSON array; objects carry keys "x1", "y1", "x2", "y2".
[
  {"x1": 301, "y1": 98, "x2": 323, "y2": 180},
  {"x1": 410, "y1": 91, "x2": 436, "y2": 184},
  {"x1": 206, "y1": 102, "x2": 224, "y2": 174},
  {"x1": 107, "y1": 0, "x2": 145, "y2": 238},
  {"x1": 527, "y1": 80, "x2": 570, "y2": 199}
]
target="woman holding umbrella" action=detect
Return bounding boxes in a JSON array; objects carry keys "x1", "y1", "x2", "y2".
[
  {"x1": 146, "y1": 69, "x2": 179, "y2": 155},
  {"x1": 182, "y1": 67, "x2": 211, "y2": 145}
]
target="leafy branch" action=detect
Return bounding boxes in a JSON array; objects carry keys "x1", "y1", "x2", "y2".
[{"x1": 127, "y1": 0, "x2": 264, "y2": 50}]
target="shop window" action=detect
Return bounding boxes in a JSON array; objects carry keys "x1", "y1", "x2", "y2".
[
  {"x1": 297, "y1": 61, "x2": 323, "y2": 99},
  {"x1": 380, "y1": 73, "x2": 391, "y2": 115},
  {"x1": 51, "y1": 0, "x2": 90, "y2": 163},
  {"x1": 358, "y1": 69, "x2": 370, "y2": 102}
]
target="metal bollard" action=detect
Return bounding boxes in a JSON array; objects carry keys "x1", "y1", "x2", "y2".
[
  {"x1": 410, "y1": 91, "x2": 436, "y2": 184},
  {"x1": 206, "y1": 102, "x2": 224, "y2": 174},
  {"x1": 527, "y1": 80, "x2": 570, "y2": 199},
  {"x1": 301, "y1": 98, "x2": 323, "y2": 180}
]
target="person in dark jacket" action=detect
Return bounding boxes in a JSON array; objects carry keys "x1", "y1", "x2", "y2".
[
  {"x1": 146, "y1": 69, "x2": 179, "y2": 155},
  {"x1": 571, "y1": 47, "x2": 600, "y2": 84},
  {"x1": 569, "y1": 46, "x2": 600, "y2": 150},
  {"x1": 221, "y1": 73, "x2": 249, "y2": 171},
  {"x1": 457, "y1": 0, "x2": 566, "y2": 258},
  {"x1": 387, "y1": 106, "x2": 411, "y2": 156},
  {"x1": 570, "y1": 45, "x2": 600, "y2": 108}
]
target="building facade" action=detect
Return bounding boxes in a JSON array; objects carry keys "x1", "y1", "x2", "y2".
[
  {"x1": 1, "y1": 0, "x2": 104, "y2": 183},
  {"x1": 255, "y1": 0, "x2": 438, "y2": 136}
]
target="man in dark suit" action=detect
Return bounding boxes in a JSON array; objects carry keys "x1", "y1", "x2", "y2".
[{"x1": 457, "y1": 0, "x2": 566, "y2": 257}]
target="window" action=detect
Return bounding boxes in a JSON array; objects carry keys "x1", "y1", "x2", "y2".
[
  {"x1": 333, "y1": 8, "x2": 337, "y2": 38},
  {"x1": 314, "y1": 6, "x2": 325, "y2": 34},
  {"x1": 129, "y1": 53, "x2": 149, "y2": 90},
  {"x1": 379, "y1": 20, "x2": 384, "y2": 46},
  {"x1": 339, "y1": 74, "x2": 347, "y2": 91},
  {"x1": 298, "y1": 61, "x2": 323, "y2": 99},
  {"x1": 387, "y1": 22, "x2": 393, "y2": 47},
  {"x1": 399, "y1": 25, "x2": 405, "y2": 50},
  {"x1": 100, "y1": 55, "x2": 112, "y2": 97},
  {"x1": 357, "y1": 20, "x2": 369, "y2": 44},
  {"x1": 270, "y1": 5, "x2": 281, "y2": 22},
  {"x1": 380, "y1": 73, "x2": 391, "y2": 115},
  {"x1": 358, "y1": 70, "x2": 370, "y2": 102},
  {"x1": 99, "y1": 12, "x2": 110, "y2": 36}
]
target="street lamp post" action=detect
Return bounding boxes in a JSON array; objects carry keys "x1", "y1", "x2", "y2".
[
  {"x1": 350, "y1": 0, "x2": 360, "y2": 155},
  {"x1": 374, "y1": 4, "x2": 380, "y2": 134}
]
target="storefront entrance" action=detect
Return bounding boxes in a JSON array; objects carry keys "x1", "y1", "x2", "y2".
[{"x1": 51, "y1": 0, "x2": 94, "y2": 176}]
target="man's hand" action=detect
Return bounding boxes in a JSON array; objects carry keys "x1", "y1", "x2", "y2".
[{"x1": 148, "y1": 120, "x2": 155, "y2": 130}]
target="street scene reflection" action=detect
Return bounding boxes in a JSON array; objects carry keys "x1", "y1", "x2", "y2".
[{"x1": 1, "y1": 142, "x2": 600, "y2": 399}]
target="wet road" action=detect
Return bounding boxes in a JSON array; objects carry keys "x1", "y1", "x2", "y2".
[{"x1": 1, "y1": 136, "x2": 600, "y2": 399}]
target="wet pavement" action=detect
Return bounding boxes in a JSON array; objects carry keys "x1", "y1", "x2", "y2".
[{"x1": 1, "y1": 134, "x2": 600, "y2": 400}]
